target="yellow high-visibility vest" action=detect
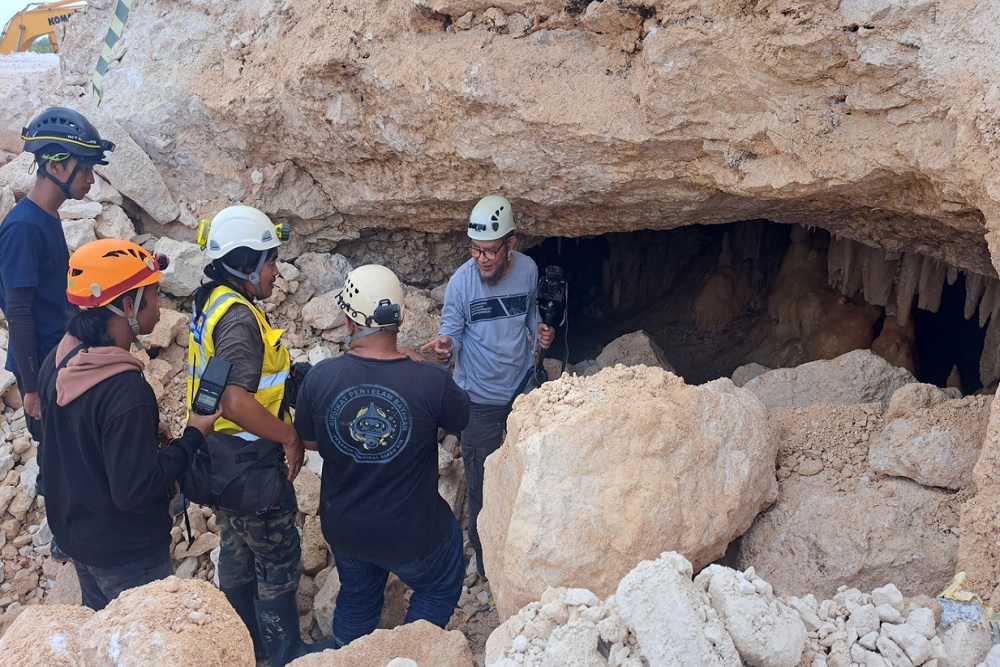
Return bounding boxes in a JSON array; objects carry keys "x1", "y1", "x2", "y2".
[{"x1": 187, "y1": 285, "x2": 290, "y2": 437}]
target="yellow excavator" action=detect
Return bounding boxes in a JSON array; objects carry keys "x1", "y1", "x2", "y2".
[{"x1": 0, "y1": 0, "x2": 85, "y2": 54}]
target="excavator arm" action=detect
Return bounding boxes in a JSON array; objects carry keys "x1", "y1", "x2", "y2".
[{"x1": 0, "y1": 0, "x2": 85, "y2": 54}]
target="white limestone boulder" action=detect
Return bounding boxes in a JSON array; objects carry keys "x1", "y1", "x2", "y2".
[
  {"x1": 743, "y1": 349, "x2": 916, "y2": 412},
  {"x1": 695, "y1": 565, "x2": 807, "y2": 667},
  {"x1": 616, "y1": 552, "x2": 741, "y2": 667},
  {"x1": 481, "y1": 365, "x2": 777, "y2": 621},
  {"x1": 155, "y1": 237, "x2": 208, "y2": 297}
]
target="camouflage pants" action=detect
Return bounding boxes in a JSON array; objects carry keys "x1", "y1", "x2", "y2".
[{"x1": 215, "y1": 480, "x2": 302, "y2": 601}]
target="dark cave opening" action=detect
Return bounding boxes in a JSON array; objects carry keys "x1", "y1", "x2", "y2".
[{"x1": 524, "y1": 220, "x2": 994, "y2": 392}]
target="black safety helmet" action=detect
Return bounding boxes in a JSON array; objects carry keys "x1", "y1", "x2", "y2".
[{"x1": 21, "y1": 107, "x2": 115, "y2": 165}]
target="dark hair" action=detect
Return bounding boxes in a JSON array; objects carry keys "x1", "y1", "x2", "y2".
[
  {"x1": 193, "y1": 246, "x2": 277, "y2": 316},
  {"x1": 66, "y1": 288, "x2": 148, "y2": 347}
]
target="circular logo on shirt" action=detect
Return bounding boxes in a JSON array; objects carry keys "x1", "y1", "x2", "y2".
[{"x1": 326, "y1": 384, "x2": 411, "y2": 463}]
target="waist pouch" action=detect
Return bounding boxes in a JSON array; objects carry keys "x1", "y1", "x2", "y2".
[{"x1": 180, "y1": 432, "x2": 283, "y2": 514}]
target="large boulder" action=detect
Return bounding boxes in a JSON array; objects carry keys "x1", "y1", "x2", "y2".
[
  {"x1": 743, "y1": 349, "x2": 916, "y2": 412},
  {"x1": 288, "y1": 620, "x2": 474, "y2": 667},
  {"x1": 869, "y1": 394, "x2": 990, "y2": 490},
  {"x1": 0, "y1": 577, "x2": 253, "y2": 666},
  {"x1": 480, "y1": 365, "x2": 777, "y2": 621},
  {"x1": 738, "y1": 474, "x2": 958, "y2": 599}
]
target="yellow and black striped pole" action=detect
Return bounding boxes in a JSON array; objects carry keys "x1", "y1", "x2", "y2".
[{"x1": 91, "y1": 0, "x2": 133, "y2": 106}]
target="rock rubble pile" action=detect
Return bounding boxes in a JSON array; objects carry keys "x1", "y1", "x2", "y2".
[{"x1": 485, "y1": 551, "x2": 995, "y2": 667}]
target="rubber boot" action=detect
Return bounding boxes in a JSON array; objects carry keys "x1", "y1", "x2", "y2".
[
  {"x1": 255, "y1": 591, "x2": 337, "y2": 667},
  {"x1": 221, "y1": 581, "x2": 267, "y2": 660}
]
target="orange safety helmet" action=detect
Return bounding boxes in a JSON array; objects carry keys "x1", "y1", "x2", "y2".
[{"x1": 67, "y1": 239, "x2": 168, "y2": 309}]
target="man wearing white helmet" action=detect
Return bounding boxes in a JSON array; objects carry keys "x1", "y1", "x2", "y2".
[
  {"x1": 421, "y1": 195, "x2": 554, "y2": 579},
  {"x1": 185, "y1": 205, "x2": 329, "y2": 666},
  {"x1": 295, "y1": 264, "x2": 470, "y2": 647}
]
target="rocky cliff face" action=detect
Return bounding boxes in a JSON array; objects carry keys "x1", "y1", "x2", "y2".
[{"x1": 6, "y1": 0, "x2": 998, "y2": 279}]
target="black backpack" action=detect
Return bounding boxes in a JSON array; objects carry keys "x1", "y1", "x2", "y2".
[{"x1": 180, "y1": 433, "x2": 284, "y2": 514}]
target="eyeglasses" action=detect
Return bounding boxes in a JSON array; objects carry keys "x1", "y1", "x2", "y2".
[{"x1": 469, "y1": 240, "x2": 507, "y2": 260}]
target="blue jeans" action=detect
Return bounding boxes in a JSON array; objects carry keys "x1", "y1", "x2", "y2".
[
  {"x1": 461, "y1": 402, "x2": 511, "y2": 576},
  {"x1": 332, "y1": 515, "x2": 464, "y2": 647},
  {"x1": 73, "y1": 549, "x2": 173, "y2": 611}
]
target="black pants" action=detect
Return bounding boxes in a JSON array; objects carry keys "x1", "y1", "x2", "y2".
[{"x1": 460, "y1": 402, "x2": 512, "y2": 576}]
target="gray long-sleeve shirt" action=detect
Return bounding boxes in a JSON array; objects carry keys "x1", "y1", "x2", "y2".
[{"x1": 438, "y1": 251, "x2": 540, "y2": 405}]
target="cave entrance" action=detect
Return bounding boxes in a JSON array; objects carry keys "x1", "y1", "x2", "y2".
[{"x1": 524, "y1": 220, "x2": 993, "y2": 392}]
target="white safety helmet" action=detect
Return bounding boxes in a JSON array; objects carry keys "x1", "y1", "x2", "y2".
[
  {"x1": 197, "y1": 205, "x2": 289, "y2": 299},
  {"x1": 468, "y1": 195, "x2": 515, "y2": 241},
  {"x1": 201, "y1": 205, "x2": 285, "y2": 259},
  {"x1": 337, "y1": 264, "x2": 405, "y2": 329}
]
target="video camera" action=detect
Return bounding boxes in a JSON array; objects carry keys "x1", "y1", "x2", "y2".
[{"x1": 537, "y1": 265, "x2": 567, "y2": 328}]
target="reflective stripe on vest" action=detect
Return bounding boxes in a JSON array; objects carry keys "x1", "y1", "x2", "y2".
[{"x1": 187, "y1": 286, "x2": 291, "y2": 437}]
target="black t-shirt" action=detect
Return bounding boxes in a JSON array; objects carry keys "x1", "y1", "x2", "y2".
[{"x1": 295, "y1": 353, "x2": 470, "y2": 562}]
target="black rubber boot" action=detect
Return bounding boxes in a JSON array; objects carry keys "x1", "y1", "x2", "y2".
[
  {"x1": 255, "y1": 591, "x2": 337, "y2": 667},
  {"x1": 221, "y1": 581, "x2": 267, "y2": 660}
]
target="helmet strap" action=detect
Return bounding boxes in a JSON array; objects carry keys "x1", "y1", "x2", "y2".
[
  {"x1": 221, "y1": 252, "x2": 268, "y2": 300},
  {"x1": 39, "y1": 161, "x2": 82, "y2": 200},
  {"x1": 105, "y1": 285, "x2": 146, "y2": 350}
]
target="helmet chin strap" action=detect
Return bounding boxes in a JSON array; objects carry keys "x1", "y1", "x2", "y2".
[
  {"x1": 105, "y1": 285, "x2": 146, "y2": 351},
  {"x1": 222, "y1": 253, "x2": 268, "y2": 300},
  {"x1": 39, "y1": 161, "x2": 84, "y2": 200}
]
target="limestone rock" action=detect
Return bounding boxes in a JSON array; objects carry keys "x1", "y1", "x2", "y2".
[
  {"x1": 594, "y1": 330, "x2": 674, "y2": 371},
  {"x1": 743, "y1": 350, "x2": 916, "y2": 412},
  {"x1": 884, "y1": 383, "x2": 956, "y2": 421},
  {"x1": 61, "y1": 217, "x2": 96, "y2": 252},
  {"x1": 79, "y1": 577, "x2": 253, "y2": 666},
  {"x1": 294, "y1": 253, "x2": 353, "y2": 298},
  {"x1": 616, "y1": 552, "x2": 740, "y2": 667},
  {"x1": 398, "y1": 288, "x2": 441, "y2": 356},
  {"x1": 294, "y1": 467, "x2": 322, "y2": 516},
  {"x1": 481, "y1": 365, "x2": 776, "y2": 620},
  {"x1": 1, "y1": 577, "x2": 252, "y2": 666},
  {"x1": 0, "y1": 604, "x2": 94, "y2": 667},
  {"x1": 155, "y1": 237, "x2": 208, "y2": 297},
  {"x1": 301, "y1": 515, "x2": 329, "y2": 576},
  {"x1": 59, "y1": 200, "x2": 102, "y2": 219},
  {"x1": 95, "y1": 203, "x2": 137, "y2": 240},
  {"x1": 731, "y1": 363, "x2": 771, "y2": 387},
  {"x1": 869, "y1": 395, "x2": 990, "y2": 490},
  {"x1": 288, "y1": 620, "x2": 474, "y2": 667},
  {"x1": 87, "y1": 107, "x2": 180, "y2": 224},
  {"x1": 695, "y1": 565, "x2": 807, "y2": 667},
  {"x1": 312, "y1": 564, "x2": 340, "y2": 641},
  {"x1": 738, "y1": 476, "x2": 958, "y2": 599},
  {"x1": 138, "y1": 308, "x2": 190, "y2": 350},
  {"x1": 302, "y1": 291, "x2": 346, "y2": 331},
  {"x1": 0, "y1": 153, "x2": 35, "y2": 197}
]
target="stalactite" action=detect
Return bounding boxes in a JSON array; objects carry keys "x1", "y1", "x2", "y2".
[
  {"x1": 916, "y1": 256, "x2": 946, "y2": 313},
  {"x1": 980, "y1": 310, "x2": 1000, "y2": 388},
  {"x1": 979, "y1": 280, "x2": 997, "y2": 328},
  {"x1": 826, "y1": 235, "x2": 848, "y2": 295},
  {"x1": 964, "y1": 272, "x2": 986, "y2": 321},
  {"x1": 946, "y1": 266, "x2": 959, "y2": 285},
  {"x1": 895, "y1": 252, "x2": 921, "y2": 326},
  {"x1": 862, "y1": 247, "x2": 898, "y2": 308}
]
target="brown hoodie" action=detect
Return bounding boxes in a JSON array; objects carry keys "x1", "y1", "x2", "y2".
[{"x1": 54, "y1": 334, "x2": 144, "y2": 406}]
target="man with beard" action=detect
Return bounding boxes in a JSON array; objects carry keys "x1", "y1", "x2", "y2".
[{"x1": 422, "y1": 195, "x2": 554, "y2": 580}]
